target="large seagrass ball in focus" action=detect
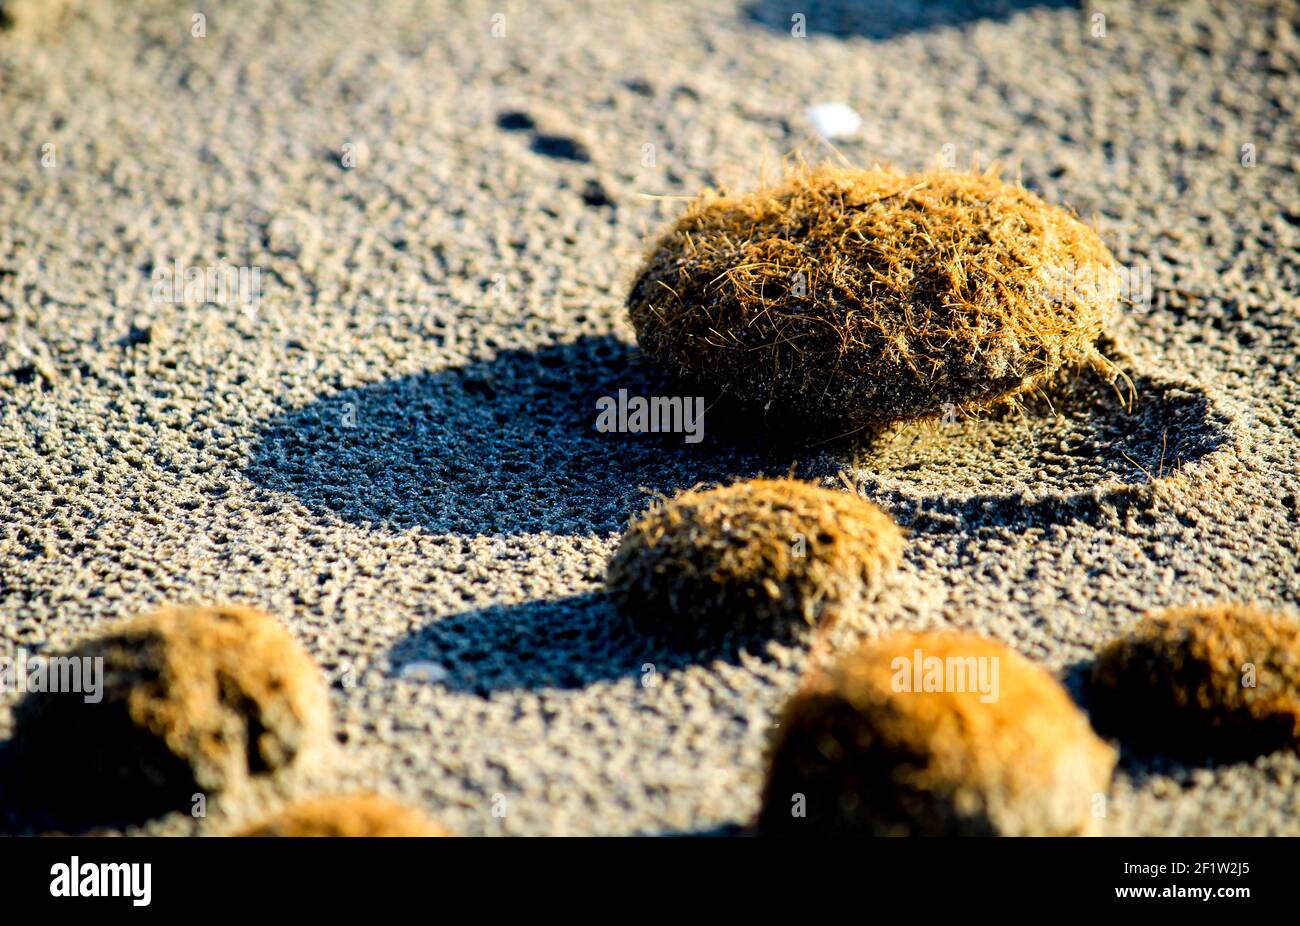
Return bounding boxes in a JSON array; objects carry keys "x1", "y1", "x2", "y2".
[{"x1": 627, "y1": 165, "x2": 1120, "y2": 435}]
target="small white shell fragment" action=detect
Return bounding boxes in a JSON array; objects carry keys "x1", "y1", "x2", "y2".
[
  {"x1": 806, "y1": 102, "x2": 862, "y2": 139},
  {"x1": 399, "y1": 661, "x2": 450, "y2": 684}
]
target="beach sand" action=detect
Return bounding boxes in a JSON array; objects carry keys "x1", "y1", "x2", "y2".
[{"x1": 0, "y1": 0, "x2": 1298, "y2": 834}]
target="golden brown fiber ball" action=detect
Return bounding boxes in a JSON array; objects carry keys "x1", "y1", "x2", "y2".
[
  {"x1": 758, "y1": 632, "x2": 1116, "y2": 835},
  {"x1": 11, "y1": 604, "x2": 333, "y2": 826},
  {"x1": 238, "y1": 794, "x2": 448, "y2": 837},
  {"x1": 1088, "y1": 604, "x2": 1300, "y2": 758},
  {"x1": 606, "y1": 478, "x2": 904, "y2": 645},
  {"x1": 628, "y1": 166, "x2": 1119, "y2": 434}
]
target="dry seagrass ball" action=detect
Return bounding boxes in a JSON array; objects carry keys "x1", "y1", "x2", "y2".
[
  {"x1": 758, "y1": 632, "x2": 1116, "y2": 836},
  {"x1": 238, "y1": 794, "x2": 448, "y2": 837},
  {"x1": 1088, "y1": 604, "x2": 1300, "y2": 758},
  {"x1": 628, "y1": 165, "x2": 1120, "y2": 434},
  {"x1": 606, "y1": 478, "x2": 904, "y2": 645},
  {"x1": 11, "y1": 604, "x2": 333, "y2": 825}
]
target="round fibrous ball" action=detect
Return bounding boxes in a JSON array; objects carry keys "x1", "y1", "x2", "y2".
[
  {"x1": 238, "y1": 795, "x2": 448, "y2": 837},
  {"x1": 1088, "y1": 604, "x2": 1300, "y2": 758},
  {"x1": 11, "y1": 604, "x2": 333, "y2": 825},
  {"x1": 606, "y1": 478, "x2": 904, "y2": 645},
  {"x1": 628, "y1": 165, "x2": 1120, "y2": 433},
  {"x1": 758, "y1": 632, "x2": 1116, "y2": 836}
]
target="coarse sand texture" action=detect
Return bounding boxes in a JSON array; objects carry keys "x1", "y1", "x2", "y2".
[
  {"x1": 606, "y1": 478, "x2": 904, "y2": 645},
  {"x1": 238, "y1": 794, "x2": 448, "y2": 837},
  {"x1": 0, "y1": 0, "x2": 1296, "y2": 839},
  {"x1": 758, "y1": 632, "x2": 1116, "y2": 836},
  {"x1": 1088, "y1": 604, "x2": 1300, "y2": 759},
  {"x1": 628, "y1": 166, "x2": 1121, "y2": 434},
  {"x1": 10, "y1": 605, "x2": 333, "y2": 826}
]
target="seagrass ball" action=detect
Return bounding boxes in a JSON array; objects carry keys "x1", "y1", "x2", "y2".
[
  {"x1": 628, "y1": 165, "x2": 1120, "y2": 434},
  {"x1": 1088, "y1": 604, "x2": 1300, "y2": 758},
  {"x1": 238, "y1": 794, "x2": 448, "y2": 837},
  {"x1": 11, "y1": 604, "x2": 332, "y2": 825},
  {"x1": 758, "y1": 632, "x2": 1116, "y2": 835},
  {"x1": 606, "y1": 478, "x2": 904, "y2": 645}
]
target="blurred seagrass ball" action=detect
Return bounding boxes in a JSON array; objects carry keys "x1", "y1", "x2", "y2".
[
  {"x1": 1088, "y1": 604, "x2": 1300, "y2": 759},
  {"x1": 11, "y1": 604, "x2": 333, "y2": 826},
  {"x1": 758, "y1": 631, "x2": 1116, "y2": 835},
  {"x1": 238, "y1": 794, "x2": 448, "y2": 837}
]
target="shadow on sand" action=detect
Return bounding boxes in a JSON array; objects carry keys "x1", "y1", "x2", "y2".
[
  {"x1": 246, "y1": 335, "x2": 797, "y2": 538},
  {"x1": 246, "y1": 335, "x2": 1236, "y2": 541},
  {"x1": 386, "y1": 591, "x2": 784, "y2": 696},
  {"x1": 743, "y1": 0, "x2": 1080, "y2": 41},
  {"x1": 245, "y1": 333, "x2": 1236, "y2": 696}
]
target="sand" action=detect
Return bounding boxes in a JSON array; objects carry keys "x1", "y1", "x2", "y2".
[{"x1": 0, "y1": 0, "x2": 1298, "y2": 835}]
